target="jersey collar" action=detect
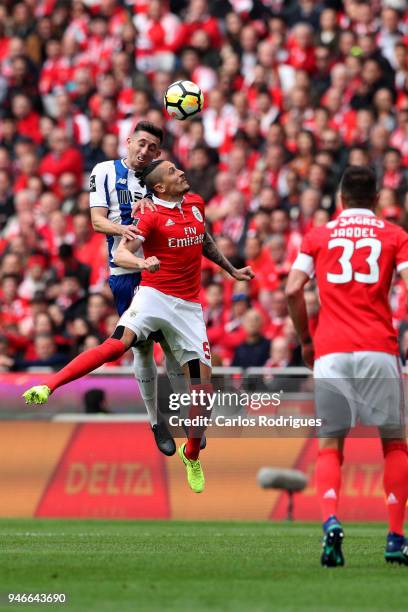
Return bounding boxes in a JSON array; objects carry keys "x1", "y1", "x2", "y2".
[
  {"x1": 339, "y1": 208, "x2": 375, "y2": 217},
  {"x1": 152, "y1": 194, "x2": 184, "y2": 209},
  {"x1": 121, "y1": 158, "x2": 138, "y2": 175}
]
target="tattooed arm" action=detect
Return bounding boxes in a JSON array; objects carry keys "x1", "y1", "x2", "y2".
[{"x1": 202, "y1": 231, "x2": 254, "y2": 281}]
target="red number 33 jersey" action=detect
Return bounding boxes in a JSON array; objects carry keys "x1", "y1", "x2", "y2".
[{"x1": 293, "y1": 209, "x2": 408, "y2": 358}]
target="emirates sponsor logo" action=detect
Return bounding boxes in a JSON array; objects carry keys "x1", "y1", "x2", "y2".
[{"x1": 168, "y1": 234, "x2": 204, "y2": 248}]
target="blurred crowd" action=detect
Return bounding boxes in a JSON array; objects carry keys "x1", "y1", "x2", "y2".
[{"x1": 1, "y1": 0, "x2": 408, "y2": 371}]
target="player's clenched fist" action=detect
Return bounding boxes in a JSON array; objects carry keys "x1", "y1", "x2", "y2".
[
  {"x1": 142, "y1": 257, "x2": 160, "y2": 272},
  {"x1": 232, "y1": 266, "x2": 255, "y2": 281}
]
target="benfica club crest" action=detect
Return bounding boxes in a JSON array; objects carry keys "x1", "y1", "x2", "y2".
[{"x1": 192, "y1": 206, "x2": 203, "y2": 223}]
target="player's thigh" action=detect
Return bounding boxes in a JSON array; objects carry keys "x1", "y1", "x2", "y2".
[
  {"x1": 119, "y1": 286, "x2": 171, "y2": 341},
  {"x1": 165, "y1": 302, "x2": 211, "y2": 370},
  {"x1": 314, "y1": 353, "x2": 354, "y2": 437},
  {"x1": 355, "y1": 352, "x2": 404, "y2": 428}
]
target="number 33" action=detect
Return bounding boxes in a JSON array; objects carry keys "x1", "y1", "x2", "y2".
[{"x1": 327, "y1": 237, "x2": 382, "y2": 284}]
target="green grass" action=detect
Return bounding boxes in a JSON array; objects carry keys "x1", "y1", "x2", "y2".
[{"x1": 1, "y1": 521, "x2": 408, "y2": 611}]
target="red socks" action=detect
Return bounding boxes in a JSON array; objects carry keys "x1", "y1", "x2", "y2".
[
  {"x1": 315, "y1": 448, "x2": 343, "y2": 521},
  {"x1": 185, "y1": 383, "x2": 213, "y2": 461},
  {"x1": 383, "y1": 441, "x2": 408, "y2": 536},
  {"x1": 47, "y1": 338, "x2": 126, "y2": 393},
  {"x1": 315, "y1": 441, "x2": 408, "y2": 535}
]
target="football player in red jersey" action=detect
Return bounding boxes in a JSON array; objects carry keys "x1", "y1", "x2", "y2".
[
  {"x1": 286, "y1": 166, "x2": 408, "y2": 567},
  {"x1": 23, "y1": 159, "x2": 254, "y2": 494}
]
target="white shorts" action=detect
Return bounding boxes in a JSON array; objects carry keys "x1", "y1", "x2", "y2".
[
  {"x1": 313, "y1": 351, "x2": 405, "y2": 435},
  {"x1": 119, "y1": 286, "x2": 211, "y2": 368}
]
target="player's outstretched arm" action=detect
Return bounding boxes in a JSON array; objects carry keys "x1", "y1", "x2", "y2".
[
  {"x1": 114, "y1": 237, "x2": 160, "y2": 272},
  {"x1": 203, "y1": 231, "x2": 254, "y2": 280},
  {"x1": 285, "y1": 269, "x2": 314, "y2": 368},
  {"x1": 90, "y1": 208, "x2": 142, "y2": 241}
]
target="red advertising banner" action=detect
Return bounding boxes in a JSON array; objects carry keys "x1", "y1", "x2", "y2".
[
  {"x1": 0, "y1": 418, "x2": 397, "y2": 520},
  {"x1": 36, "y1": 423, "x2": 170, "y2": 519}
]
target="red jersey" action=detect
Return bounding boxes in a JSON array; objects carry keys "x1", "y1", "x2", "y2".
[
  {"x1": 134, "y1": 193, "x2": 205, "y2": 303},
  {"x1": 293, "y1": 208, "x2": 408, "y2": 358}
]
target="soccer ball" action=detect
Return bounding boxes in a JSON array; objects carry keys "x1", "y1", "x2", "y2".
[{"x1": 164, "y1": 80, "x2": 204, "y2": 120}]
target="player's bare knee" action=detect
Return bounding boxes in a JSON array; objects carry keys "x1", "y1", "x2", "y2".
[{"x1": 135, "y1": 339, "x2": 153, "y2": 356}]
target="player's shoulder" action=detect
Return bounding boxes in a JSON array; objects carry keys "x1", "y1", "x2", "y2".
[
  {"x1": 90, "y1": 159, "x2": 116, "y2": 176},
  {"x1": 302, "y1": 224, "x2": 328, "y2": 242},
  {"x1": 184, "y1": 192, "x2": 206, "y2": 216},
  {"x1": 381, "y1": 220, "x2": 408, "y2": 249},
  {"x1": 382, "y1": 218, "x2": 407, "y2": 235},
  {"x1": 299, "y1": 223, "x2": 333, "y2": 255},
  {"x1": 134, "y1": 206, "x2": 157, "y2": 227},
  {"x1": 184, "y1": 192, "x2": 205, "y2": 207}
]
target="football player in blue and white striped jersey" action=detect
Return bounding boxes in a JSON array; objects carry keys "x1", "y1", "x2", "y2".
[{"x1": 89, "y1": 121, "x2": 186, "y2": 455}]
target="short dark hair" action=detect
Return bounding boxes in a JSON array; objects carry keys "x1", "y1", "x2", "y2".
[
  {"x1": 139, "y1": 159, "x2": 166, "y2": 189},
  {"x1": 385, "y1": 147, "x2": 402, "y2": 158},
  {"x1": 340, "y1": 166, "x2": 377, "y2": 208},
  {"x1": 134, "y1": 121, "x2": 163, "y2": 144}
]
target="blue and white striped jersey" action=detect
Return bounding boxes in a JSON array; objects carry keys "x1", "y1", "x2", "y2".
[{"x1": 89, "y1": 159, "x2": 145, "y2": 275}]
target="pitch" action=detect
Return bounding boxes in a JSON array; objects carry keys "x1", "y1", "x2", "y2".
[{"x1": 0, "y1": 520, "x2": 407, "y2": 611}]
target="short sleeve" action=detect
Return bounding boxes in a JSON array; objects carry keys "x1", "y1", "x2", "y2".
[
  {"x1": 396, "y1": 227, "x2": 408, "y2": 273},
  {"x1": 133, "y1": 210, "x2": 156, "y2": 242},
  {"x1": 291, "y1": 230, "x2": 316, "y2": 278},
  {"x1": 89, "y1": 163, "x2": 109, "y2": 208}
]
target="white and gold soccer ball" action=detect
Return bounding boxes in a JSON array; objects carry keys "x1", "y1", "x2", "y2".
[{"x1": 164, "y1": 80, "x2": 204, "y2": 120}]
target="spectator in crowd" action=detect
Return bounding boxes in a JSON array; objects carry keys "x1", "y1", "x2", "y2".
[
  {"x1": 185, "y1": 144, "x2": 218, "y2": 201},
  {"x1": 232, "y1": 309, "x2": 270, "y2": 368},
  {"x1": 0, "y1": 170, "x2": 14, "y2": 231},
  {"x1": 39, "y1": 127, "x2": 83, "y2": 192},
  {"x1": 81, "y1": 117, "x2": 106, "y2": 173},
  {"x1": 10, "y1": 333, "x2": 69, "y2": 370}
]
